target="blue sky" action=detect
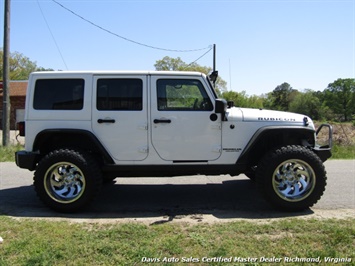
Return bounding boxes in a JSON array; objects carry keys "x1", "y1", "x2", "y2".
[{"x1": 1, "y1": 0, "x2": 354, "y2": 95}]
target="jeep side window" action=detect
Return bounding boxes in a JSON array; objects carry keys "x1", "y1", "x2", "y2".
[
  {"x1": 157, "y1": 79, "x2": 213, "y2": 111},
  {"x1": 33, "y1": 79, "x2": 84, "y2": 110},
  {"x1": 96, "y1": 79, "x2": 143, "y2": 111}
]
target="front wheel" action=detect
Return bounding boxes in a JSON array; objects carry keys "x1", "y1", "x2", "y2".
[
  {"x1": 256, "y1": 145, "x2": 327, "y2": 211},
  {"x1": 34, "y1": 149, "x2": 102, "y2": 212}
]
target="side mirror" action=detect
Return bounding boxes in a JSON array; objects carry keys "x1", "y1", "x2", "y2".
[
  {"x1": 215, "y1": 99, "x2": 227, "y2": 121},
  {"x1": 215, "y1": 99, "x2": 227, "y2": 113}
]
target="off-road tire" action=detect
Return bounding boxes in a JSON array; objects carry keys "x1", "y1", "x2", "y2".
[
  {"x1": 256, "y1": 145, "x2": 327, "y2": 211},
  {"x1": 244, "y1": 166, "x2": 257, "y2": 181},
  {"x1": 34, "y1": 148, "x2": 102, "y2": 212}
]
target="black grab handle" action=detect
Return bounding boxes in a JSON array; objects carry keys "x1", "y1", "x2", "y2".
[
  {"x1": 98, "y1": 119, "x2": 116, "y2": 124},
  {"x1": 153, "y1": 119, "x2": 171, "y2": 124}
]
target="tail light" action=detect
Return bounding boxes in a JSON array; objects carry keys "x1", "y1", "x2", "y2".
[{"x1": 17, "y1": 121, "x2": 25, "y2": 136}]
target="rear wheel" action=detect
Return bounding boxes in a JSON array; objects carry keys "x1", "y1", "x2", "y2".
[
  {"x1": 34, "y1": 149, "x2": 102, "y2": 212},
  {"x1": 256, "y1": 145, "x2": 327, "y2": 211}
]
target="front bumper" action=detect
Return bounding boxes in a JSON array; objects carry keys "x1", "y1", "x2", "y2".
[
  {"x1": 15, "y1": 150, "x2": 39, "y2": 171},
  {"x1": 313, "y1": 124, "x2": 333, "y2": 162}
]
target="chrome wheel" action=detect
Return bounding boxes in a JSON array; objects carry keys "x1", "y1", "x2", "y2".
[
  {"x1": 272, "y1": 159, "x2": 316, "y2": 202},
  {"x1": 44, "y1": 162, "x2": 86, "y2": 204}
]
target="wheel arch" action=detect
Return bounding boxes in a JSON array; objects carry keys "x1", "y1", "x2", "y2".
[
  {"x1": 237, "y1": 126, "x2": 315, "y2": 170},
  {"x1": 33, "y1": 129, "x2": 114, "y2": 164}
]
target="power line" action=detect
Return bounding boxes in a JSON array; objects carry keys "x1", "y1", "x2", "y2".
[
  {"x1": 37, "y1": 0, "x2": 68, "y2": 70},
  {"x1": 51, "y1": 0, "x2": 212, "y2": 53},
  {"x1": 185, "y1": 46, "x2": 213, "y2": 68}
]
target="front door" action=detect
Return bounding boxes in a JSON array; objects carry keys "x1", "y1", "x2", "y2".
[
  {"x1": 92, "y1": 75, "x2": 148, "y2": 161},
  {"x1": 150, "y1": 75, "x2": 222, "y2": 161}
]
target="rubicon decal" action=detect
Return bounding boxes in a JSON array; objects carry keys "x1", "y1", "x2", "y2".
[{"x1": 258, "y1": 117, "x2": 296, "y2": 122}]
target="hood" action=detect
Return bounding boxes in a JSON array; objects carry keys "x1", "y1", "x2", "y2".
[{"x1": 227, "y1": 107, "x2": 313, "y2": 127}]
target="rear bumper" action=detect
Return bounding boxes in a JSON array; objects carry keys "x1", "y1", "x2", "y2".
[{"x1": 15, "y1": 151, "x2": 39, "y2": 171}]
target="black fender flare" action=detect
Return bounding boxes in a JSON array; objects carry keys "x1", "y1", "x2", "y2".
[
  {"x1": 237, "y1": 126, "x2": 316, "y2": 167},
  {"x1": 33, "y1": 129, "x2": 114, "y2": 164}
]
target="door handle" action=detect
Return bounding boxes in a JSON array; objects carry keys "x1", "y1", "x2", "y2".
[
  {"x1": 98, "y1": 119, "x2": 116, "y2": 124},
  {"x1": 154, "y1": 119, "x2": 171, "y2": 124}
]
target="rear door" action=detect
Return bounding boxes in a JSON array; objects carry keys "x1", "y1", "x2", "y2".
[
  {"x1": 150, "y1": 75, "x2": 222, "y2": 161},
  {"x1": 92, "y1": 75, "x2": 148, "y2": 161}
]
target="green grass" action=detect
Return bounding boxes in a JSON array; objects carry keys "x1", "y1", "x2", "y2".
[
  {"x1": 0, "y1": 216, "x2": 354, "y2": 265},
  {"x1": 331, "y1": 144, "x2": 355, "y2": 159},
  {"x1": 0, "y1": 144, "x2": 23, "y2": 162}
]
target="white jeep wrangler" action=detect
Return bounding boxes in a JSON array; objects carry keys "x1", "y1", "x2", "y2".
[{"x1": 16, "y1": 71, "x2": 332, "y2": 212}]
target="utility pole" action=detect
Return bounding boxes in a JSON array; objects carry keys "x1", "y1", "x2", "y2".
[{"x1": 2, "y1": 0, "x2": 11, "y2": 146}]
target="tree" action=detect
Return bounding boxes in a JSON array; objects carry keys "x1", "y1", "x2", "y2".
[
  {"x1": 221, "y1": 90, "x2": 263, "y2": 108},
  {"x1": 324, "y1": 78, "x2": 355, "y2": 121},
  {"x1": 268, "y1": 82, "x2": 299, "y2": 111},
  {"x1": 154, "y1": 56, "x2": 186, "y2": 71},
  {"x1": 154, "y1": 56, "x2": 227, "y2": 93},
  {"x1": 0, "y1": 50, "x2": 53, "y2": 80},
  {"x1": 289, "y1": 90, "x2": 325, "y2": 120}
]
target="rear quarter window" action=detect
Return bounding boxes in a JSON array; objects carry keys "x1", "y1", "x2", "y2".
[{"x1": 33, "y1": 79, "x2": 85, "y2": 110}]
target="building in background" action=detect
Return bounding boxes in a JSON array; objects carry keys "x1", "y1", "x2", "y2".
[{"x1": 0, "y1": 81, "x2": 28, "y2": 130}]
